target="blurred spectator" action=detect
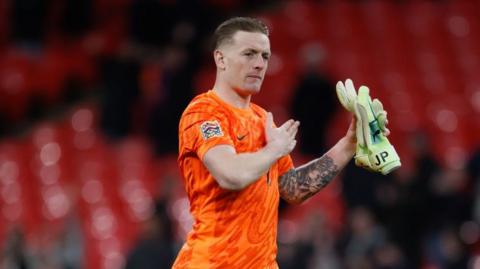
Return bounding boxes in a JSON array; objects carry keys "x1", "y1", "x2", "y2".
[
  {"x1": 338, "y1": 207, "x2": 386, "y2": 269},
  {"x1": 147, "y1": 22, "x2": 200, "y2": 154},
  {"x1": 341, "y1": 161, "x2": 387, "y2": 212},
  {"x1": 371, "y1": 241, "x2": 409, "y2": 269},
  {"x1": 427, "y1": 167, "x2": 471, "y2": 229},
  {"x1": 129, "y1": 1, "x2": 222, "y2": 48},
  {"x1": 302, "y1": 212, "x2": 341, "y2": 269},
  {"x1": 10, "y1": 0, "x2": 49, "y2": 47},
  {"x1": 124, "y1": 199, "x2": 176, "y2": 269},
  {"x1": 130, "y1": 0, "x2": 176, "y2": 47},
  {"x1": 278, "y1": 212, "x2": 340, "y2": 269},
  {"x1": 0, "y1": 114, "x2": 6, "y2": 137},
  {"x1": 1, "y1": 227, "x2": 33, "y2": 269},
  {"x1": 148, "y1": 46, "x2": 195, "y2": 154},
  {"x1": 376, "y1": 132, "x2": 439, "y2": 267},
  {"x1": 99, "y1": 46, "x2": 140, "y2": 140},
  {"x1": 291, "y1": 42, "x2": 337, "y2": 156},
  {"x1": 59, "y1": 0, "x2": 92, "y2": 39},
  {"x1": 424, "y1": 226, "x2": 469, "y2": 269},
  {"x1": 468, "y1": 149, "x2": 480, "y2": 221},
  {"x1": 51, "y1": 214, "x2": 84, "y2": 269},
  {"x1": 468, "y1": 149, "x2": 480, "y2": 181}
]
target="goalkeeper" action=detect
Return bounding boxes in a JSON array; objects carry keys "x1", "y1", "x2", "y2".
[{"x1": 174, "y1": 16, "x2": 394, "y2": 269}]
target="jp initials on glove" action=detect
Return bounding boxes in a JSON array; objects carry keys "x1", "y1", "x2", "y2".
[{"x1": 336, "y1": 79, "x2": 401, "y2": 175}]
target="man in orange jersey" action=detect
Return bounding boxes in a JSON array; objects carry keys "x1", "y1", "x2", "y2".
[{"x1": 174, "y1": 17, "x2": 359, "y2": 268}]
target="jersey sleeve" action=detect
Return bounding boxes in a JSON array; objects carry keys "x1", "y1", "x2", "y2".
[
  {"x1": 277, "y1": 154, "x2": 294, "y2": 175},
  {"x1": 179, "y1": 109, "x2": 234, "y2": 161}
]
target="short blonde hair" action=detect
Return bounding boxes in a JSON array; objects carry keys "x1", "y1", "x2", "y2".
[{"x1": 212, "y1": 17, "x2": 269, "y2": 50}]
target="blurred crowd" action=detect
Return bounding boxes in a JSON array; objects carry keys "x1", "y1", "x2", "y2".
[
  {"x1": 276, "y1": 136, "x2": 480, "y2": 269},
  {"x1": 1, "y1": 0, "x2": 480, "y2": 269}
]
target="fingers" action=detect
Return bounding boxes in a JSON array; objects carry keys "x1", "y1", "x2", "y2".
[
  {"x1": 347, "y1": 116, "x2": 356, "y2": 134},
  {"x1": 288, "y1": 120, "x2": 300, "y2": 138},
  {"x1": 346, "y1": 116, "x2": 357, "y2": 143},
  {"x1": 355, "y1": 107, "x2": 365, "y2": 146},
  {"x1": 279, "y1": 119, "x2": 294, "y2": 130},
  {"x1": 266, "y1": 113, "x2": 300, "y2": 139},
  {"x1": 336, "y1": 81, "x2": 348, "y2": 110},
  {"x1": 345, "y1": 79, "x2": 356, "y2": 98},
  {"x1": 265, "y1": 112, "x2": 276, "y2": 139},
  {"x1": 372, "y1": 98, "x2": 384, "y2": 112},
  {"x1": 384, "y1": 127, "x2": 391, "y2": 136},
  {"x1": 265, "y1": 115, "x2": 299, "y2": 157},
  {"x1": 336, "y1": 79, "x2": 357, "y2": 112},
  {"x1": 280, "y1": 119, "x2": 300, "y2": 138},
  {"x1": 356, "y1": 102, "x2": 371, "y2": 147}
]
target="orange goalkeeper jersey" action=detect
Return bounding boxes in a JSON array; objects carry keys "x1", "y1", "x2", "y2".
[{"x1": 173, "y1": 90, "x2": 293, "y2": 269}]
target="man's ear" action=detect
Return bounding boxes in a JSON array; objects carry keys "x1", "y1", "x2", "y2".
[{"x1": 214, "y1": 49, "x2": 226, "y2": 70}]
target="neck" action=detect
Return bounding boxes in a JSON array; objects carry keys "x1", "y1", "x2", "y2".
[{"x1": 213, "y1": 80, "x2": 251, "y2": 109}]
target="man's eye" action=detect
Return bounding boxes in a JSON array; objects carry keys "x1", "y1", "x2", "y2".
[
  {"x1": 262, "y1": 55, "x2": 270, "y2": 60},
  {"x1": 244, "y1": 52, "x2": 254, "y2": 57}
]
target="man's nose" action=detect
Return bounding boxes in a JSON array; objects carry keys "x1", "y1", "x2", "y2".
[{"x1": 253, "y1": 55, "x2": 266, "y2": 70}]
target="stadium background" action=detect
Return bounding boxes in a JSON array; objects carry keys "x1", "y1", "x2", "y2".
[{"x1": 0, "y1": 0, "x2": 480, "y2": 268}]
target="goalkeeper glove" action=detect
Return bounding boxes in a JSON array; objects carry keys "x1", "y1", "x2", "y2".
[{"x1": 336, "y1": 79, "x2": 401, "y2": 175}]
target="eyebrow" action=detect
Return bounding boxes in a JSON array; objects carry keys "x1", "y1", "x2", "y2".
[{"x1": 242, "y1": 48, "x2": 271, "y2": 56}]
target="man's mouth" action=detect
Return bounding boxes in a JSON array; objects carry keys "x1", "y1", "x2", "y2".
[{"x1": 247, "y1": 75, "x2": 262, "y2": 80}]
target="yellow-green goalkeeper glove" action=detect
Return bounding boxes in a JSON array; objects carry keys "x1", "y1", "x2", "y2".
[
  {"x1": 336, "y1": 79, "x2": 374, "y2": 171},
  {"x1": 336, "y1": 79, "x2": 401, "y2": 175}
]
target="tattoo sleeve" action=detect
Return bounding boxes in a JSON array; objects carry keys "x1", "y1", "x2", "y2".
[{"x1": 279, "y1": 154, "x2": 339, "y2": 204}]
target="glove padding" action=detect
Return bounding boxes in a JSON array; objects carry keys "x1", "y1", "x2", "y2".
[{"x1": 336, "y1": 79, "x2": 401, "y2": 175}]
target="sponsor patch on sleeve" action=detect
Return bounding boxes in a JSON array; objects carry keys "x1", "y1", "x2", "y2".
[{"x1": 200, "y1": 120, "x2": 223, "y2": 140}]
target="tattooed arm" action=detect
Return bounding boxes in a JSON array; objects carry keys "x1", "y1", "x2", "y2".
[{"x1": 279, "y1": 119, "x2": 357, "y2": 204}]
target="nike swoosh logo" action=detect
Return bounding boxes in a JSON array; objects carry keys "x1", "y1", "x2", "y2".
[{"x1": 237, "y1": 134, "x2": 248, "y2": 141}]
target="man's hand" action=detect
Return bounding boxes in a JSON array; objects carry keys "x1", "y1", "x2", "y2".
[
  {"x1": 264, "y1": 112, "x2": 299, "y2": 159},
  {"x1": 202, "y1": 112, "x2": 299, "y2": 191},
  {"x1": 342, "y1": 116, "x2": 357, "y2": 156}
]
